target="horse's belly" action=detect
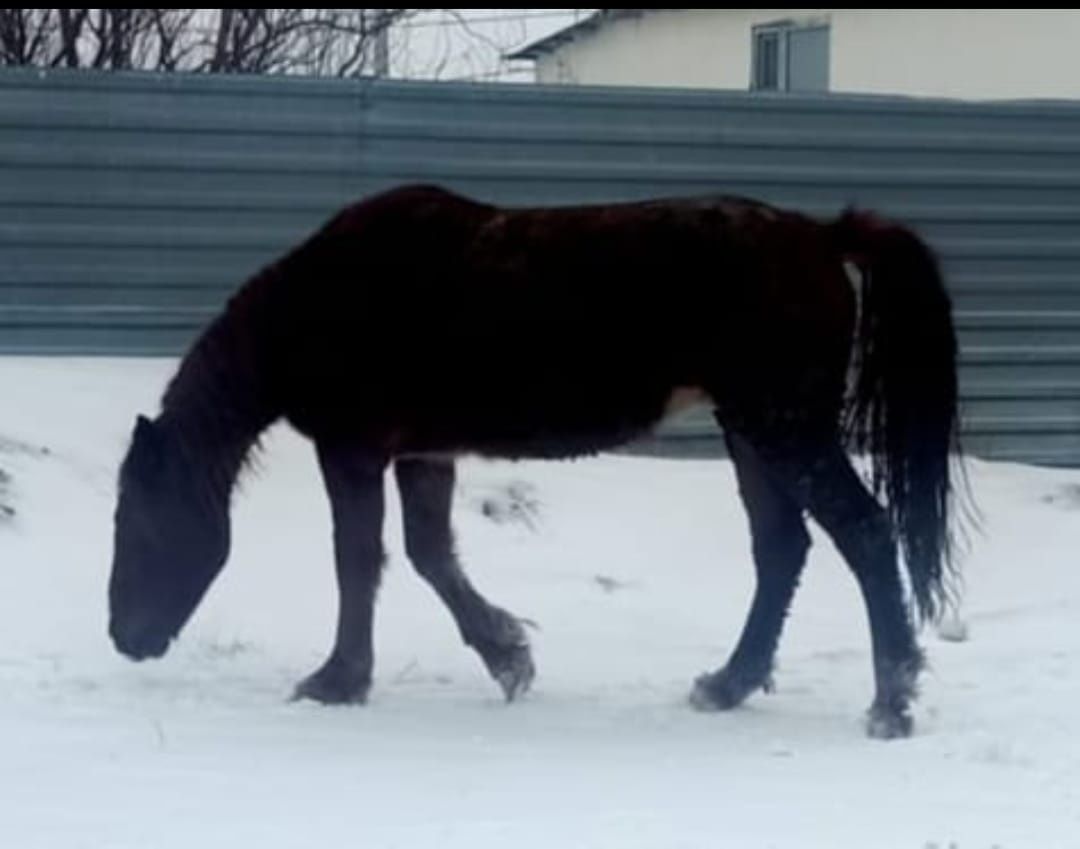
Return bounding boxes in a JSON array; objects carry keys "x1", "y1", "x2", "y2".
[{"x1": 397, "y1": 384, "x2": 710, "y2": 461}]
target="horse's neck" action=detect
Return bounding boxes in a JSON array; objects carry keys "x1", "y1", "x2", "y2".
[
  {"x1": 164, "y1": 399, "x2": 262, "y2": 495},
  {"x1": 160, "y1": 309, "x2": 276, "y2": 501}
]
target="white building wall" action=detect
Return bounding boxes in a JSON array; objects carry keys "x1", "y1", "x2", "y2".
[
  {"x1": 536, "y1": 10, "x2": 828, "y2": 89},
  {"x1": 831, "y1": 10, "x2": 1080, "y2": 100},
  {"x1": 535, "y1": 10, "x2": 1080, "y2": 101}
]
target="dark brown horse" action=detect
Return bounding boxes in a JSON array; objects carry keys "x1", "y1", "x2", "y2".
[{"x1": 108, "y1": 184, "x2": 962, "y2": 738}]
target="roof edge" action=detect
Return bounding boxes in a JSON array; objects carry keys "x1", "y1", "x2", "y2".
[{"x1": 507, "y1": 10, "x2": 655, "y2": 61}]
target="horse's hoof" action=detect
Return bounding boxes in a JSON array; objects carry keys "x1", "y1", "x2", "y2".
[
  {"x1": 486, "y1": 643, "x2": 535, "y2": 702},
  {"x1": 688, "y1": 669, "x2": 762, "y2": 711},
  {"x1": 291, "y1": 660, "x2": 371, "y2": 705},
  {"x1": 865, "y1": 704, "x2": 914, "y2": 740},
  {"x1": 690, "y1": 673, "x2": 735, "y2": 711},
  {"x1": 473, "y1": 609, "x2": 535, "y2": 702}
]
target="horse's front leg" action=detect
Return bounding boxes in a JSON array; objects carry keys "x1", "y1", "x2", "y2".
[
  {"x1": 395, "y1": 458, "x2": 535, "y2": 701},
  {"x1": 293, "y1": 442, "x2": 387, "y2": 705}
]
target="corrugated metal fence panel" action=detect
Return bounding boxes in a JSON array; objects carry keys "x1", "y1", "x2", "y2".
[{"x1": 1, "y1": 68, "x2": 1078, "y2": 465}]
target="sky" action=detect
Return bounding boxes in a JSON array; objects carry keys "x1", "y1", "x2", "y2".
[{"x1": 387, "y1": 9, "x2": 594, "y2": 83}]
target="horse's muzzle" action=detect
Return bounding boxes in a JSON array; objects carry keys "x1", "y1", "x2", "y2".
[{"x1": 109, "y1": 615, "x2": 172, "y2": 661}]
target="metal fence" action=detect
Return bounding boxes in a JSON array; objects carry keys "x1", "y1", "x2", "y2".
[{"x1": 1, "y1": 68, "x2": 1078, "y2": 464}]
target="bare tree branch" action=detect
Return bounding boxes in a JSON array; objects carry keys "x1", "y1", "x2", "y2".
[{"x1": 0, "y1": 9, "x2": 522, "y2": 80}]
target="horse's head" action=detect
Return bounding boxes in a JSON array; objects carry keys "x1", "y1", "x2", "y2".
[{"x1": 108, "y1": 415, "x2": 230, "y2": 660}]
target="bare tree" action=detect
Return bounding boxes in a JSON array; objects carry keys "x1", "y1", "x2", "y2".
[
  {"x1": 195, "y1": 9, "x2": 417, "y2": 77},
  {"x1": 0, "y1": 9, "x2": 418, "y2": 76},
  {"x1": 0, "y1": 9, "x2": 59, "y2": 66}
]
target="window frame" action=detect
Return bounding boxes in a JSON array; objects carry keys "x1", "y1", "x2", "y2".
[{"x1": 751, "y1": 19, "x2": 830, "y2": 93}]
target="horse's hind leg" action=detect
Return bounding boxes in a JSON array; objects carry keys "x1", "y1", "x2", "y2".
[
  {"x1": 293, "y1": 442, "x2": 387, "y2": 705},
  {"x1": 749, "y1": 438, "x2": 923, "y2": 738},
  {"x1": 691, "y1": 431, "x2": 811, "y2": 712},
  {"x1": 395, "y1": 457, "x2": 535, "y2": 701}
]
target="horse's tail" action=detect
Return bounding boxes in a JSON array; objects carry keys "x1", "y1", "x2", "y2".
[{"x1": 832, "y1": 210, "x2": 963, "y2": 624}]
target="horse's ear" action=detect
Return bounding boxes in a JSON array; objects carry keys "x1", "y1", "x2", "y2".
[
  {"x1": 135, "y1": 414, "x2": 155, "y2": 438},
  {"x1": 129, "y1": 414, "x2": 165, "y2": 475}
]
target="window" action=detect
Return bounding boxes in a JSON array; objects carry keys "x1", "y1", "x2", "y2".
[
  {"x1": 752, "y1": 21, "x2": 830, "y2": 93},
  {"x1": 754, "y1": 29, "x2": 781, "y2": 91}
]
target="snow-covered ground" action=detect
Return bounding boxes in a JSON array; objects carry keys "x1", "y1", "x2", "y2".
[{"x1": 1, "y1": 358, "x2": 1079, "y2": 849}]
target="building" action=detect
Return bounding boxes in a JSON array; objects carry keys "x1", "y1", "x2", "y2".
[{"x1": 511, "y1": 10, "x2": 1080, "y2": 101}]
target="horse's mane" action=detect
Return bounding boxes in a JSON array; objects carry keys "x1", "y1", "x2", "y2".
[{"x1": 158, "y1": 263, "x2": 283, "y2": 509}]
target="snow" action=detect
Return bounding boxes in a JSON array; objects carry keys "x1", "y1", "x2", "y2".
[{"x1": 1, "y1": 357, "x2": 1079, "y2": 848}]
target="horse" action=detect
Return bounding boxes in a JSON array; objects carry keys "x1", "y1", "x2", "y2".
[{"x1": 107, "y1": 183, "x2": 962, "y2": 739}]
